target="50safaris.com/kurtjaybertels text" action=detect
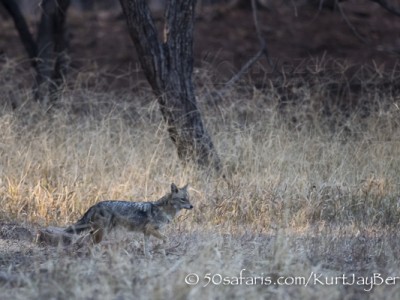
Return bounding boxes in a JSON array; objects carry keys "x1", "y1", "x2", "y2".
[{"x1": 185, "y1": 269, "x2": 399, "y2": 292}]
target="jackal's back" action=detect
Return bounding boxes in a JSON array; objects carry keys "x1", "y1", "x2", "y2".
[{"x1": 65, "y1": 183, "x2": 192, "y2": 238}]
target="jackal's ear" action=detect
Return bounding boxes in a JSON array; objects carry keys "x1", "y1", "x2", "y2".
[
  {"x1": 171, "y1": 183, "x2": 179, "y2": 194},
  {"x1": 183, "y1": 183, "x2": 189, "y2": 190}
]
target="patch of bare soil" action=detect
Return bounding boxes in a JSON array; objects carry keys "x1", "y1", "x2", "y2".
[{"x1": 0, "y1": 224, "x2": 35, "y2": 287}]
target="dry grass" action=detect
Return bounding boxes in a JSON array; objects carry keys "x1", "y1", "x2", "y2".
[{"x1": 0, "y1": 59, "x2": 400, "y2": 299}]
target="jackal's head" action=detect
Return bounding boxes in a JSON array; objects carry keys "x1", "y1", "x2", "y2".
[{"x1": 170, "y1": 183, "x2": 193, "y2": 210}]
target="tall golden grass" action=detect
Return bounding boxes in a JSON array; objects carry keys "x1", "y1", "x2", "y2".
[{"x1": 0, "y1": 59, "x2": 399, "y2": 299}]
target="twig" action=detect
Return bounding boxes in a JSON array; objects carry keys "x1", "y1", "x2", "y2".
[
  {"x1": 371, "y1": 0, "x2": 400, "y2": 17},
  {"x1": 337, "y1": 1, "x2": 369, "y2": 44},
  {"x1": 224, "y1": 48, "x2": 265, "y2": 87},
  {"x1": 221, "y1": 0, "x2": 272, "y2": 92}
]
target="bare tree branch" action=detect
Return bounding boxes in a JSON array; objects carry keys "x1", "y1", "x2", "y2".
[
  {"x1": 337, "y1": 1, "x2": 368, "y2": 44},
  {"x1": 371, "y1": 0, "x2": 400, "y2": 17},
  {"x1": 225, "y1": 48, "x2": 265, "y2": 88},
  {"x1": 221, "y1": 0, "x2": 272, "y2": 91}
]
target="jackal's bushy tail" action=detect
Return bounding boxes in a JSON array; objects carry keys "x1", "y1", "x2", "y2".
[{"x1": 65, "y1": 206, "x2": 94, "y2": 234}]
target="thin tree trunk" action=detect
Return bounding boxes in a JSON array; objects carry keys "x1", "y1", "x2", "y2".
[
  {"x1": 0, "y1": 0, "x2": 37, "y2": 66},
  {"x1": 49, "y1": 0, "x2": 71, "y2": 101},
  {"x1": 35, "y1": 0, "x2": 71, "y2": 102},
  {"x1": 119, "y1": 0, "x2": 221, "y2": 172}
]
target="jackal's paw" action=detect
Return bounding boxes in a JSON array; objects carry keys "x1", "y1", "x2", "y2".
[{"x1": 151, "y1": 245, "x2": 167, "y2": 257}]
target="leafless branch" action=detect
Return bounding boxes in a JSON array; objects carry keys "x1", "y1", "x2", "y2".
[
  {"x1": 224, "y1": 48, "x2": 265, "y2": 87},
  {"x1": 337, "y1": 1, "x2": 369, "y2": 44},
  {"x1": 371, "y1": 0, "x2": 400, "y2": 17},
  {"x1": 222, "y1": 0, "x2": 271, "y2": 91}
]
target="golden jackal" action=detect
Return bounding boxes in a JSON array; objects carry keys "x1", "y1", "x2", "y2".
[{"x1": 65, "y1": 183, "x2": 192, "y2": 257}]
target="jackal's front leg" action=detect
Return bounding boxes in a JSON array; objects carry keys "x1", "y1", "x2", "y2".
[
  {"x1": 145, "y1": 225, "x2": 167, "y2": 243},
  {"x1": 143, "y1": 234, "x2": 151, "y2": 258},
  {"x1": 143, "y1": 225, "x2": 168, "y2": 257}
]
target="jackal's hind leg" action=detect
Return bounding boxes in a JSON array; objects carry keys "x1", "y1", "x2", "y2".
[
  {"x1": 89, "y1": 208, "x2": 113, "y2": 244},
  {"x1": 90, "y1": 226, "x2": 104, "y2": 244}
]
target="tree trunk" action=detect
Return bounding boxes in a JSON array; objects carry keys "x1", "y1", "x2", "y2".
[
  {"x1": 35, "y1": 0, "x2": 71, "y2": 103},
  {"x1": 119, "y1": 0, "x2": 221, "y2": 172},
  {"x1": 0, "y1": 0, "x2": 37, "y2": 66}
]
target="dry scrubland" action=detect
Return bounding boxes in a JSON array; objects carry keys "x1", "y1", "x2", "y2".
[{"x1": 0, "y1": 59, "x2": 400, "y2": 299}]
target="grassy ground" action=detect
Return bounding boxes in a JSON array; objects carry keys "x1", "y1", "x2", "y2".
[{"x1": 0, "y1": 59, "x2": 400, "y2": 299}]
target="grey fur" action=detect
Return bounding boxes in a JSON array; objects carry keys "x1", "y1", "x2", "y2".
[{"x1": 65, "y1": 183, "x2": 192, "y2": 257}]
